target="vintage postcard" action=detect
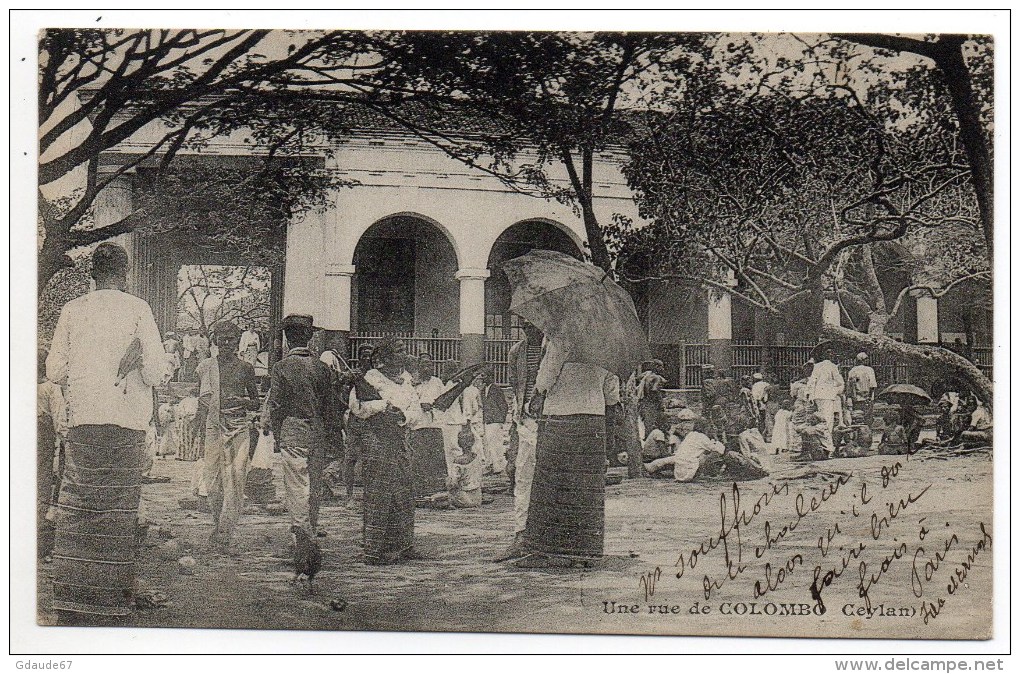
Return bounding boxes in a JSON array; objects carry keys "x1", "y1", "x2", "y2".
[{"x1": 26, "y1": 16, "x2": 999, "y2": 648}]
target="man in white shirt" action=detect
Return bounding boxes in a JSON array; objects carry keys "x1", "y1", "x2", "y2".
[
  {"x1": 846, "y1": 352, "x2": 878, "y2": 425},
  {"x1": 238, "y1": 325, "x2": 261, "y2": 366},
  {"x1": 46, "y1": 243, "x2": 169, "y2": 624},
  {"x1": 750, "y1": 372, "x2": 770, "y2": 434},
  {"x1": 808, "y1": 347, "x2": 845, "y2": 455},
  {"x1": 515, "y1": 336, "x2": 620, "y2": 567}
]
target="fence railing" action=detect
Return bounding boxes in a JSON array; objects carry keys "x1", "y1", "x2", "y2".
[
  {"x1": 349, "y1": 332, "x2": 461, "y2": 377},
  {"x1": 348, "y1": 333, "x2": 992, "y2": 390},
  {"x1": 666, "y1": 341, "x2": 990, "y2": 391},
  {"x1": 485, "y1": 339, "x2": 520, "y2": 386},
  {"x1": 348, "y1": 333, "x2": 521, "y2": 384}
]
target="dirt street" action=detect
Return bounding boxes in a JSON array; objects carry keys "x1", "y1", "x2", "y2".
[{"x1": 37, "y1": 447, "x2": 994, "y2": 639}]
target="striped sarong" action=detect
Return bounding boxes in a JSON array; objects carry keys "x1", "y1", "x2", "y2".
[
  {"x1": 523, "y1": 414, "x2": 607, "y2": 559},
  {"x1": 361, "y1": 413, "x2": 414, "y2": 564},
  {"x1": 52, "y1": 424, "x2": 146, "y2": 617}
]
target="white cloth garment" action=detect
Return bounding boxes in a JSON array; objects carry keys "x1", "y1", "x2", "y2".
[
  {"x1": 771, "y1": 409, "x2": 793, "y2": 452},
  {"x1": 513, "y1": 417, "x2": 538, "y2": 533},
  {"x1": 646, "y1": 431, "x2": 724, "y2": 482},
  {"x1": 847, "y1": 364, "x2": 877, "y2": 400},
  {"x1": 808, "y1": 359, "x2": 845, "y2": 401},
  {"x1": 534, "y1": 339, "x2": 620, "y2": 416},
  {"x1": 483, "y1": 423, "x2": 508, "y2": 473},
  {"x1": 47, "y1": 289, "x2": 169, "y2": 431}
]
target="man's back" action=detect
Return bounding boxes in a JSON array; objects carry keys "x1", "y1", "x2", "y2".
[
  {"x1": 847, "y1": 365, "x2": 876, "y2": 399},
  {"x1": 270, "y1": 349, "x2": 334, "y2": 423},
  {"x1": 46, "y1": 289, "x2": 165, "y2": 431}
]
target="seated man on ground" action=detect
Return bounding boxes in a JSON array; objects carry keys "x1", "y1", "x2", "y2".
[
  {"x1": 644, "y1": 416, "x2": 723, "y2": 482},
  {"x1": 960, "y1": 399, "x2": 992, "y2": 447},
  {"x1": 832, "y1": 408, "x2": 873, "y2": 458}
]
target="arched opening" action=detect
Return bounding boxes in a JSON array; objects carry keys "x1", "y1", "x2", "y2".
[
  {"x1": 485, "y1": 219, "x2": 582, "y2": 341},
  {"x1": 352, "y1": 215, "x2": 460, "y2": 337}
]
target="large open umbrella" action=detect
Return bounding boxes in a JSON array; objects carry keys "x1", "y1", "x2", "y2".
[
  {"x1": 877, "y1": 384, "x2": 932, "y2": 406},
  {"x1": 501, "y1": 250, "x2": 649, "y2": 380}
]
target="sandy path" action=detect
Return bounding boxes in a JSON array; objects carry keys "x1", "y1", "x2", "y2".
[{"x1": 37, "y1": 448, "x2": 993, "y2": 639}]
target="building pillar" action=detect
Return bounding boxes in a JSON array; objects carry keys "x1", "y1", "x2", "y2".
[
  {"x1": 916, "y1": 293, "x2": 940, "y2": 344},
  {"x1": 94, "y1": 175, "x2": 139, "y2": 291},
  {"x1": 319, "y1": 263, "x2": 356, "y2": 357},
  {"x1": 456, "y1": 268, "x2": 490, "y2": 366},
  {"x1": 707, "y1": 288, "x2": 732, "y2": 372},
  {"x1": 823, "y1": 299, "x2": 841, "y2": 326}
]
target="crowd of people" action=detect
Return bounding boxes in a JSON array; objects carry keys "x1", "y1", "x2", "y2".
[
  {"x1": 37, "y1": 242, "x2": 995, "y2": 624},
  {"x1": 637, "y1": 346, "x2": 994, "y2": 483},
  {"x1": 38, "y1": 242, "x2": 634, "y2": 624}
]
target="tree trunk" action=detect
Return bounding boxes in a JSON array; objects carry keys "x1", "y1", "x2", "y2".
[
  {"x1": 933, "y1": 40, "x2": 994, "y2": 265},
  {"x1": 38, "y1": 232, "x2": 73, "y2": 293},
  {"x1": 867, "y1": 311, "x2": 890, "y2": 337},
  {"x1": 819, "y1": 323, "x2": 993, "y2": 409}
]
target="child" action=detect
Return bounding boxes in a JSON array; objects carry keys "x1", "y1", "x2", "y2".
[
  {"x1": 447, "y1": 426, "x2": 483, "y2": 508},
  {"x1": 37, "y1": 349, "x2": 67, "y2": 560},
  {"x1": 878, "y1": 416, "x2": 908, "y2": 455}
]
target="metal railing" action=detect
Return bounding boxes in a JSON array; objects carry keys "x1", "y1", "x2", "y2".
[
  {"x1": 485, "y1": 338, "x2": 519, "y2": 386},
  {"x1": 348, "y1": 332, "x2": 522, "y2": 385},
  {"x1": 349, "y1": 332, "x2": 461, "y2": 377}
]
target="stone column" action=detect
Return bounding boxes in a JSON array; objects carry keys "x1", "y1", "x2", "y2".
[
  {"x1": 320, "y1": 263, "x2": 356, "y2": 357},
  {"x1": 456, "y1": 268, "x2": 490, "y2": 366},
  {"x1": 916, "y1": 293, "x2": 940, "y2": 344},
  {"x1": 94, "y1": 175, "x2": 138, "y2": 290},
  {"x1": 823, "y1": 299, "x2": 842, "y2": 326},
  {"x1": 707, "y1": 287, "x2": 732, "y2": 373}
]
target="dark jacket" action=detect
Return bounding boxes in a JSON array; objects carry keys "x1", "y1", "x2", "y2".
[{"x1": 482, "y1": 383, "x2": 509, "y2": 424}]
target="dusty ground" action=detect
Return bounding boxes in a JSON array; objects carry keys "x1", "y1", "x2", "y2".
[{"x1": 37, "y1": 446, "x2": 994, "y2": 640}]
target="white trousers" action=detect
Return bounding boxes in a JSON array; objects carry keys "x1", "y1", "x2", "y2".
[
  {"x1": 483, "y1": 423, "x2": 508, "y2": 473},
  {"x1": 513, "y1": 418, "x2": 538, "y2": 534}
]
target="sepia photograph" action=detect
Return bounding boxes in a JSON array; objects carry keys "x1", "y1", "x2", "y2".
[{"x1": 15, "y1": 9, "x2": 1006, "y2": 656}]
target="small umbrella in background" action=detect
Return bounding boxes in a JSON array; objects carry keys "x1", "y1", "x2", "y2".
[
  {"x1": 877, "y1": 384, "x2": 932, "y2": 406},
  {"x1": 115, "y1": 337, "x2": 143, "y2": 393},
  {"x1": 502, "y1": 250, "x2": 649, "y2": 380}
]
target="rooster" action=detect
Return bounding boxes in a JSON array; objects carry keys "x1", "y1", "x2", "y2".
[{"x1": 293, "y1": 528, "x2": 322, "y2": 594}]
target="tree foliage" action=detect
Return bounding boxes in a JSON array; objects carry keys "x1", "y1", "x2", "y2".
[
  {"x1": 37, "y1": 28, "x2": 377, "y2": 287},
  {"x1": 615, "y1": 33, "x2": 992, "y2": 402},
  {"x1": 176, "y1": 264, "x2": 271, "y2": 332}
]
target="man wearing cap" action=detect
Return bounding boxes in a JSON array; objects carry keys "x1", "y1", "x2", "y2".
[
  {"x1": 268, "y1": 314, "x2": 338, "y2": 539},
  {"x1": 196, "y1": 321, "x2": 260, "y2": 550},
  {"x1": 846, "y1": 352, "x2": 878, "y2": 426}
]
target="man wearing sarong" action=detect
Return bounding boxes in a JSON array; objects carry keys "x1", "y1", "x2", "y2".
[
  {"x1": 268, "y1": 314, "x2": 336, "y2": 538},
  {"x1": 410, "y1": 353, "x2": 450, "y2": 497},
  {"x1": 46, "y1": 243, "x2": 169, "y2": 623},
  {"x1": 514, "y1": 335, "x2": 620, "y2": 567},
  {"x1": 636, "y1": 360, "x2": 666, "y2": 440},
  {"x1": 349, "y1": 337, "x2": 425, "y2": 564},
  {"x1": 38, "y1": 348, "x2": 67, "y2": 560},
  {"x1": 644, "y1": 412, "x2": 724, "y2": 481},
  {"x1": 196, "y1": 321, "x2": 259, "y2": 550}
]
